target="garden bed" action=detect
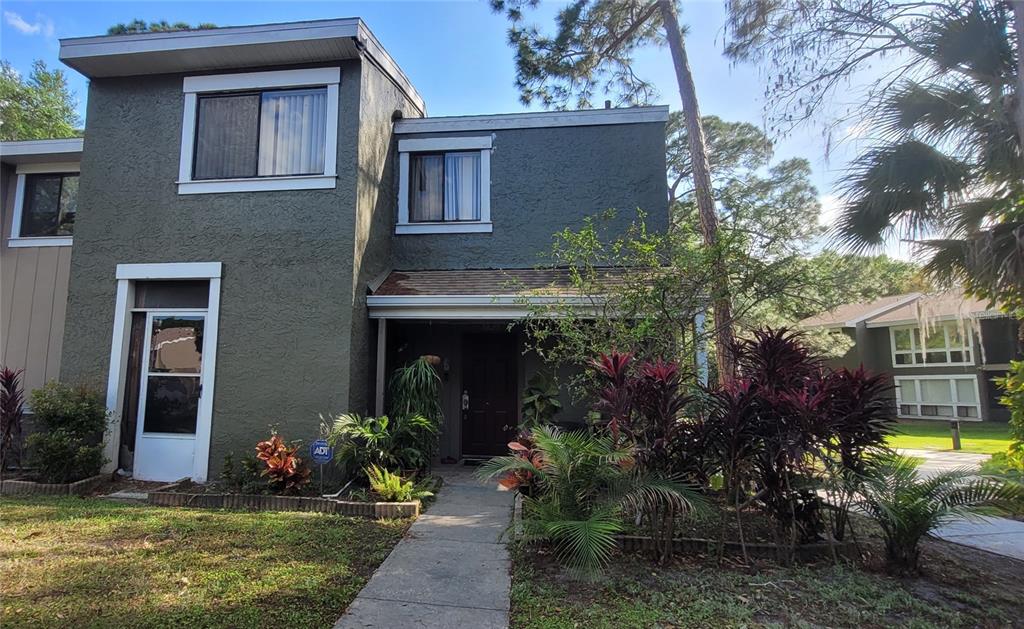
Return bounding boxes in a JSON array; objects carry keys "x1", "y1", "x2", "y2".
[
  {"x1": 0, "y1": 473, "x2": 108, "y2": 496},
  {"x1": 148, "y1": 489, "x2": 420, "y2": 519}
]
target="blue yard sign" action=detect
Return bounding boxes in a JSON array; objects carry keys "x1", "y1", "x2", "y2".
[{"x1": 310, "y1": 439, "x2": 333, "y2": 465}]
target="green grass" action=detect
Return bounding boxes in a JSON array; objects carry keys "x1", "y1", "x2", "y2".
[
  {"x1": 0, "y1": 497, "x2": 408, "y2": 628},
  {"x1": 511, "y1": 543, "x2": 1023, "y2": 628},
  {"x1": 886, "y1": 419, "x2": 1011, "y2": 454}
]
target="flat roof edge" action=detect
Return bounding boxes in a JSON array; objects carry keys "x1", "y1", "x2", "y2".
[
  {"x1": 395, "y1": 105, "x2": 670, "y2": 133},
  {"x1": 1, "y1": 138, "x2": 84, "y2": 158}
]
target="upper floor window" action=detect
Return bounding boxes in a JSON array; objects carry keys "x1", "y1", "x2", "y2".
[
  {"x1": 397, "y1": 136, "x2": 491, "y2": 234},
  {"x1": 178, "y1": 68, "x2": 340, "y2": 195},
  {"x1": 9, "y1": 165, "x2": 80, "y2": 248},
  {"x1": 890, "y1": 322, "x2": 972, "y2": 367}
]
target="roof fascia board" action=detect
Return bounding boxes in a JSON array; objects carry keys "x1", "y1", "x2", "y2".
[
  {"x1": 394, "y1": 106, "x2": 669, "y2": 134},
  {"x1": 865, "y1": 310, "x2": 1008, "y2": 328},
  {"x1": 1, "y1": 138, "x2": 84, "y2": 159},
  {"x1": 844, "y1": 293, "x2": 923, "y2": 327}
]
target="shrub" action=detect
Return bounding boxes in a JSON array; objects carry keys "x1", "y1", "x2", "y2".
[
  {"x1": 479, "y1": 426, "x2": 707, "y2": 578},
  {"x1": 387, "y1": 356, "x2": 444, "y2": 468},
  {"x1": 996, "y1": 360, "x2": 1024, "y2": 466},
  {"x1": 857, "y1": 454, "x2": 1022, "y2": 574},
  {"x1": 520, "y1": 371, "x2": 563, "y2": 428},
  {"x1": 326, "y1": 412, "x2": 438, "y2": 479},
  {"x1": 25, "y1": 382, "x2": 107, "y2": 483},
  {"x1": 0, "y1": 367, "x2": 26, "y2": 475},
  {"x1": 254, "y1": 433, "x2": 311, "y2": 495},
  {"x1": 365, "y1": 465, "x2": 433, "y2": 502},
  {"x1": 220, "y1": 451, "x2": 263, "y2": 493}
]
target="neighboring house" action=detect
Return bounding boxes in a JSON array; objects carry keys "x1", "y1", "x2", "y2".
[
  {"x1": 800, "y1": 292, "x2": 1021, "y2": 423},
  {"x1": 0, "y1": 18, "x2": 668, "y2": 482}
]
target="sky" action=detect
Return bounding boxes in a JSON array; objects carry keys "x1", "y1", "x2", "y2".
[{"x1": 0, "y1": 0, "x2": 910, "y2": 258}]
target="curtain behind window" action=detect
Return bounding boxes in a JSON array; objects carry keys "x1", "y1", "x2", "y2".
[
  {"x1": 410, "y1": 155, "x2": 444, "y2": 221},
  {"x1": 444, "y1": 152, "x2": 481, "y2": 221},
  {"x1": 193, "y1": 94, "x2": 260, "y2": 180},
  {"x1": 258, "y1": 88, "x2": 327, "y2": 176}
]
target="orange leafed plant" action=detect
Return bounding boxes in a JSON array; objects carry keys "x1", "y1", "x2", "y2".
[{"x1": 255, "y1": 433, "x2": 312, "y2": 494}]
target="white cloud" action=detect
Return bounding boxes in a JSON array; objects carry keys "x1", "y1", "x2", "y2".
[{"x1": 4, "y1": 11, "x2": 54, "y2": 38}]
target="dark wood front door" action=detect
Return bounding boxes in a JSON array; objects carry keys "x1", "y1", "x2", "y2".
[{"x1": 462, "y1": 332, "x2": 518, "y2": 457}]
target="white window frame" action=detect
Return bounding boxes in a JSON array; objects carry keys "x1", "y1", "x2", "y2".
[
  {"x1": 8, "y1": 162, "x2": 80, "y2": 248},
  {"x1": 177, "y1": 68, "x2": 340, "y2": 195},
  {"x1": 889, "y1": 322, "x2": 974, "y2": 368},
  {"x1": 893, "y1": 375, "x2": 982, "y2": 421},
  {"x1": 396, "y1": 136, "x2": 492, "y2": 234}
]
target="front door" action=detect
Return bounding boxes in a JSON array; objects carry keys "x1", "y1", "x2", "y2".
[
  {"x1": 133, "y1": 311, "x2": 206, "y2": 481},
  {"x1": 462, "y1": 332, "x2": 518, "y2": 457}
]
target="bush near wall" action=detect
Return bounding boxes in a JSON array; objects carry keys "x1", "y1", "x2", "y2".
[{"x1": 25, "y1": 382, "x2": 107, "y2": 483}]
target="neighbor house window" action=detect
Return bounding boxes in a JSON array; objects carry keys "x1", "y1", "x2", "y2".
[
  {"x1": 890, "y1": 322, "x2": 972, "y2": 367},
  {"x1": 397, "y1": 136, "x2": 492, "y2": 234},
  {"x1": 894, "y1": 376, "x2": 980, "y2": 420},
  {"x1": 9, "y1": 167, "x2": 80, "y2": 248},
  {"x1": 178, "y1": 68, "x2": 340, "y2": 194}
]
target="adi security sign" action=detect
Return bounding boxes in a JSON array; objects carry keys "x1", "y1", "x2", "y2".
[{"x1": 310, "y1": 439, "x2": 333, "y2": 465}]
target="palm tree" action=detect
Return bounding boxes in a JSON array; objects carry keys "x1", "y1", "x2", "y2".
[
  {"x1": 856, "y1": 455, "x2": 1022, "y2": 575},
  {"x1": 478, "y1": 426, "x2": 708, "y2": 578},
  {"x1": 834, "y1": 1, "x2": 1023, "y2": 311}
]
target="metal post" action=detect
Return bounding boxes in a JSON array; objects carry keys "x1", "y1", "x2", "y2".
[
  {"x1": 695, "y1": 311, "x2": 709, "y2": 386},
  {"x1": 950, "y1": 420, "x2": 962, "y2": 451}
]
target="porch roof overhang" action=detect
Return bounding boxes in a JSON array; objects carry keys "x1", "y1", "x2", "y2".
[
  {"x1": 366, "y1": 295, "x2": 603, "y2": 320},
  {"x1": 367, "y1": 268, "x2": 615, "y2": 320}
]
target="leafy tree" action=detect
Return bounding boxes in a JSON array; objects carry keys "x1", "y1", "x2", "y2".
[
  {"x1": 0, "y1": 61, "x2": 79, "y2": 141},
  {"x1": 725, "y1": 0, "x2": 1023, "y2": 315},
  {"x1": 491, "y1": 0, "x2": 738, "y2": 384},
  {"x1": 107, "y1": 20, "x2": 217, "y2": 35}
]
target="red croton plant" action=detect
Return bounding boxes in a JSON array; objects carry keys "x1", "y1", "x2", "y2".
[
  {"x1": 497, "y1": 431, "x2": 543, "y2": 492},
  {"x1": 255, "y1": 434, "x2": 312, "y2": 494}
]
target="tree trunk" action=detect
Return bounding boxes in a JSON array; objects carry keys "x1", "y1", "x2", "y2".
[
  {"x1": 658, "y1": 0, "x2": 736, "y2": 385},
  {"x1": 1013, "y1": 1, "x2": 1024, "y2": 146}
]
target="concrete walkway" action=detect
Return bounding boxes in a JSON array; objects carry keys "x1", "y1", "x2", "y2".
[
  {"x1": 898, "y1": 448, "x2": 990, "y2": 477},
  {"x1": 335, "y1": 465, "x2": 514, "y2": 629}
]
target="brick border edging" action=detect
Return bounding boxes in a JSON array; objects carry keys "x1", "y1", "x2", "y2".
[
  {"x1": 147, "y1": 491, "x2": 420, "y2": 519},
  {"x1": 0, "y1": 474, "x2": 108, "y2": 496}
]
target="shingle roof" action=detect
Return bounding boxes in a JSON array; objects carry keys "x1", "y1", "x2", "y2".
[
  {"x1": 799, "y1": 290, "x2": 1003, "y2": 329},
  {"x1": 372, "y1": 268, "x2": 628, "y2": 297}
]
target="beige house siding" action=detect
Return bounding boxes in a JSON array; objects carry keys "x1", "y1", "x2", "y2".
[{"x1": 0, "y1": 165, "x2": 73, "y2": 395}]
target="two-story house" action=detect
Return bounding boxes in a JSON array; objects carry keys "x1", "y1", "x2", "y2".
[
  {"x1": 800, "y1": 291, "x2": 1021, "y2": 423},
  {"x1": 0, "y1": 18, "x2": 669, "y2": 482}
]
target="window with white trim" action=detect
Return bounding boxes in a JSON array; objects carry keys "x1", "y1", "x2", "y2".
[
  {"x1": 894, "y1": 376, "x2": 981, "y2": 419},
  {"x1": 9, "y1": 164, "x2": 80, "y2": 248},
  {"x1": 177, "y1": 68, "x2": 340, "y2": 194},
  {"x1": 890, "y1": 322, "x2": 972, "y2": 367},
  {"x1": 397, "y1": 136, "x2": 491, "y2": 234}
]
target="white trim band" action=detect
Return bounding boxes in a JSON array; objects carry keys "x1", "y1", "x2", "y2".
[
  {"x1": 395, "y1": 106, "x2": 669, "y2": 134},
  {"x1": 116, "y1": 262, "x2": 222, "y2": 280}
]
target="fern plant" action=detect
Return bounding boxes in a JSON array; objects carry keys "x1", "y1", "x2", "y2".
[
  {"x1": 365, "y1": 465, "x2": 434, "y2": 502},
  {"x1": 478, "y1": 426, "x2": 708, "y2": 579},
  {"x1": 326, "y1": 412, "x2": 438, "y2": 478},
  {"x1": 857, "y1": 454, "x2": 1022, "y2": 575}
]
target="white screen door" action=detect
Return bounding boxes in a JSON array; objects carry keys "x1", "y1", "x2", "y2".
[{"x1": 133, "y1": 311, "x2": 206, "y2": 481}]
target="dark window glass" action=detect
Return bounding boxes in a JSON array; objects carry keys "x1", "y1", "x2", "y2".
[
  {"x1": 134, "y1": 281, "x2": 210, "y2": 309},
  {"x1": 192, "y1": 87, "x2": 328, "y2": 180},
  {"x1": 194, "y1": 93, "x2": 260, "y2": 180},
  {"x1": 142, "y1": 376, "x2": 200, "y2": 434},
  {"x1": 20, "y1": 173, "x2": 78, "y2": 237},
  {"x1": 409, "y1": 152, "x2": 481, "y2": 222}
]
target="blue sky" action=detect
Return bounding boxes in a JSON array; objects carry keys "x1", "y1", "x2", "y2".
[{"x1": 1, "y1": 0, "x2": 896, "y2": 254}]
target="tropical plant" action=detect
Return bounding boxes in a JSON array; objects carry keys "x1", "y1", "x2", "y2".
[
  {"x1": 388, "y1": 356, "x2": 444, "y2": 467},
  {"x1": 254, "y1": 433, "x2": 311, "y2": 495},
  {"x1": 25, "y1": 382, "x2": 107, "y2": 483},
  {"x1": 857, "y1": 454, "x2": 1023, "y2": 574},
  {"x1": 365, "y1": 465, "x2": 434, "y2": 502},
  {"x1": 520, "y1": 371, "x2": 562, "y2": 428},
  {"x1": 996, "y1": 360, "x2": 1024, "y2": 467},
  {"x1": 478, "y1": 426, "x2": 707, "y2": 578},
  {"x1": 0, "y1": 367, "x2": 26, "y2": 477},
  {"x1": 326, "y1": 412, "x2": 438, "y2": 480}
]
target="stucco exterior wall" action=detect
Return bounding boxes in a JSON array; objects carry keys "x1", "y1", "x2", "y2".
[
  {"x1": 0, "y1": 164, "x2": 72, "y2": 395},
  {"x1": 346, "y1": 60, "x2": 422, "y2": 416},
  {"x1": 60, "y1": 61, "x2": 364, "y2": 470},
  {"x1": 390, "y1": 121, "x2": 668, "y2": 269}
]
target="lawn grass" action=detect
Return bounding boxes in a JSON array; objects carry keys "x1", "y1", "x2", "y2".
[
  {"x1": 0, "y1": 496, "x2": 408, "y2": 628},
  {"x1": 886, "y1": 419, "x2": 1011, "y2": 454},
  {"x1": 511, "y1": 537, "x2": 1024, "y2": 628}
]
